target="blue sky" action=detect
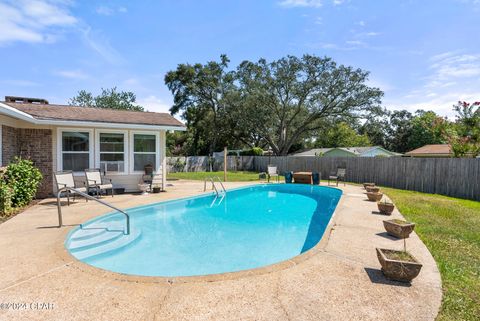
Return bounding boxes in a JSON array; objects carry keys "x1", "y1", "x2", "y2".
[{"x1": 1, "y1": 0, "x2": 479, "y2": 118}]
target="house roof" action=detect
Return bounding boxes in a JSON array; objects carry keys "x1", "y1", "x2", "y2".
[
  {"x1": 292, "y1": 148, "x2": 332, "y2": 156},
  {"x1": 405, "y1": 144, "x2": 452, "y2": 156},
  {"x1": 291, "y1": 146, "x2": 399, "y2": 157},
  {"x1": 0, "y1": 101, "x2": 185, "y2": 130}
]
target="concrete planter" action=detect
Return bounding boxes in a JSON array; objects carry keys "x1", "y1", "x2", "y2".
[
  {"x1": 376, "y1": 248, "x2": 423, "y2": 283},
  {"x1": 363, "y1": 182, "x2": 375, "y2": 189},
  {"x1": 366, "y1": 186, "x2": 381, "y2": 193},
  {"x1": 383, "y1": 219, "x2": 415, "y2": 238},
  {"x1": 377, "y1": 202, "x2": 395, "y2": 215},
  {"x1": 366, "y1": 192, "x2": 383, "y2": 202}
]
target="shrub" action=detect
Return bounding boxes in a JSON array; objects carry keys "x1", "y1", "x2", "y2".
[
  {"x1": 3, "y1": 158, "x2": 43, "y2": 208},
  {"x1": 0, "y1": 180, "x2": 13, "y2": 216},
  {"x1": 240, "y1": 147, "x2": 264, "y2": 156}
]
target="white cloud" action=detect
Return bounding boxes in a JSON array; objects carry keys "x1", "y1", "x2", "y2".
[
  {"x1": 345, "y1": 40, "x2": 364, "y2": 46},
  {"x1": 0, "y1": 0, "x2": 77, "y2": 45},
  {"x1": 81, "y1": 27, "x2": 125, "y2": 64},
  {"x1": 279, "y1": 0, "x2": 323, "y2": 8},
  {"x1": 96, "y1": 6, "x2": 114, "y2": 16},
  {"x1": 54, "y1": 69, "x2": 88, "y2": 79},
  {"x1": 333, "y1": 0, "x2": 344, "y2": 5},
  {"x1": 386, "y1": 51, "x2": 480, "y2": 118},
  {"x1": 96, "y1": 5, "x2": 128, "y2": 16},
  {"x1": 427, "y1": 52, "x2": 480, "y2": 86},
  {"x1": 388, "y1": 91, "x2": 480, "y2": 119},
  {"x1": 137, "y1": 95, "x2": 172, "y2": 114}
]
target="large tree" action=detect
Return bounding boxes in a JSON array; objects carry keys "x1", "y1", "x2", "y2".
[
  {"x1": 69, "y1": 87, "x2": 144, "y2": 111},
  {"x1": 385, "y1": 110, "x2": 413, "y2": 153},
  {"x1": 312, "y1": 122, "x2": 371, "y2": 148},
  {"x1": 165, "y1": 54, "x2": 383, "y2": 155},
  {"x1": 359, "y1": 108, "x2": 389, "y2": 147},
  {"x1": 165, "y1": 55, "x2": 239, "y2": 155},
  {"x1": 448, "y1": 101, "x2": 480, "y2": 157},
  {"x1": 232, "y1": 55, "x2": 383, "y2": 155},
  {"x1": 407, "y1": 110, "x2": 448, "y2": 150}
]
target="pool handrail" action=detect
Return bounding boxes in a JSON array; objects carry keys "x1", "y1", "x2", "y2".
[
  {"x1": 56, "y1": 186, "x2": 130, "y2": 235},
  {"x1": 212, "y1": 176, "x2": 226, "y2": 194},
  {"x1": 203, "y1": 177, "x2": 226, "y2": 196}
]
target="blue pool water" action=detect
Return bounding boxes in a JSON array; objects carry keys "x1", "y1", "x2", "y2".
[{"x1": 65, "y1": 184, "x2": 342, "y2": 277}]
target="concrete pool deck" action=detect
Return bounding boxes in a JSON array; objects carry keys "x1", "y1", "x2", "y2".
[{"x1": 0, "y1": 181, "x2": 442, "y2": 320}]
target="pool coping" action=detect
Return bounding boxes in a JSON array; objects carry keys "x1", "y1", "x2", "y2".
[{"x1": 54, "y1": 183, "x2": 346, "y2": 284}]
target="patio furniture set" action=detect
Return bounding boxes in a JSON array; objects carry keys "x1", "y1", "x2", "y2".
[
  {"x1": 54, "y1": 166, "x2": 162, "y2": 204},
  {"x1": 267, "y1": 166, "x2": 346, "y2": 186}
]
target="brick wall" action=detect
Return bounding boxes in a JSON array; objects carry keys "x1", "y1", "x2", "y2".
[
  {"x1": 1, "y1": 125, "x2": 53, "y2": 198},
  {"x1": 2, "y1": 125, "x2": 18, "y2": 165}
]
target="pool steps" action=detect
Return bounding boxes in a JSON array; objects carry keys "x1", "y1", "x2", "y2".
[{"x1": 68, "y1": 225, "x2": 141, "y2": 260}]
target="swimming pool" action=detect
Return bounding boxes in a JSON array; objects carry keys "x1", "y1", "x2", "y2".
[{"x1": 65, "y1": 184, "x2": 342, "y2": 277}]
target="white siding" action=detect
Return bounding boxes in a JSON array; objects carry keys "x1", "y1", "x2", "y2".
[{"x1": 0, "y1": 115, "x2": 167, "y2": 193}]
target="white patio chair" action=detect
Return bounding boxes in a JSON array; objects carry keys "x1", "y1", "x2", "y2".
[
  {"x1": 267, "y1": 166, "x2": 279, "y2": 183},
  {"x1": 53, "y1": 171, "x2": 88, "y2": 205},
  {"x1": 328, "y1": 168, "x2": 346, "y2": 186},
  {"x1": 85, "y1": 168, "x2": 114, "y2": 198}
]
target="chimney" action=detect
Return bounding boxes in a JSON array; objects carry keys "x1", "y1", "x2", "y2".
[{"x1": 5, "y1": 96, "x2": 49, "y2": 104}]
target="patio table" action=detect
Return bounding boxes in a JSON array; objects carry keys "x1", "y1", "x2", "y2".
[{"x1": 293, "y1": 171, "x2": 313, "y2": 184}]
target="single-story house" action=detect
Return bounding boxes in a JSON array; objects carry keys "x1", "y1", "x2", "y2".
[
  {"x1": 404, "y1": 144, "x2": 452, "y2": 157},
  {"x1": 0, "y1": 96, "x2": 185, "y2": 197},
  {"x1": 291, "y1": 146, "x2": 401, "y2": 157}
]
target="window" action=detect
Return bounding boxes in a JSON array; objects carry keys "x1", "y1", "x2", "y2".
[
  {"x1": 61, "y1": 131, "x2": 90, "y2": 171},
  {"x1": 99, "y1": 133, "x2": 125, "y2": 173},
  {"x1": 133, "y1": 134, "x2": 156, "y2": 171}
]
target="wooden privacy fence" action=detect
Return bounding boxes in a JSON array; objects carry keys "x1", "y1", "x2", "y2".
[
  {"x1": 167, "y1": 156, "x2": 480, "y2": 201},
  {"x1": 253, "y1": 156, "x2": 480, "y2": 201}
]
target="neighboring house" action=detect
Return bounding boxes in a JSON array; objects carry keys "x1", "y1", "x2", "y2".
[
  {"x1": 0, "y1": 96, "x2": 185, "y2": 197},
  {"x1": 291, "y1": 146, "x2": 401, "y2": 157},
  {"x1": 404, "y1": 144, "x2": 452, "y2": 157}
]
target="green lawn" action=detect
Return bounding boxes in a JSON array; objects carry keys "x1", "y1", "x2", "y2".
[
  {"x1": 166, "y1": 171, "x2": 479, "y2": 319},
  {"x1": 167, "y1": 171, "x2": 262, "y2": 182},
  {"x1": 382, "y1": 188, "x2": 480, "y2": 321}
]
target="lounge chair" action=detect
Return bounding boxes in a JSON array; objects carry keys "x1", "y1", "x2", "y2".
[
  {"x1": 54, "y1": 170, "x2": 88, "y2": 205},
  {"x1": 267, "y1": 166, "x2": 279, "y2": 183},
  {"x1": 328, "y1": 168, "x2": 346, "y2": 186},
  {"x1": 85, "y1": 168, "x2": 114, "y2": 197}
]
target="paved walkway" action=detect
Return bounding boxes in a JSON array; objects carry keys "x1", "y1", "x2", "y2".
[{"x1": 0, "y1": 181, "x2": 442, "y2": 321}]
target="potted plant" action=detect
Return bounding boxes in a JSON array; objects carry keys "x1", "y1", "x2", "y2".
[
  {"x1": 366, "y1": 186, "x2": 381, "y2": 193},
  {"x1": 377, "y1": 199, "x2": 395, "y2": 215},
  {"x1": 376, "y1": 226, "x2": 422, "y2": 282},
  {"x1": 363, "y1": 182, "x2": 375, "y2": 189},
  {"x1": 366, "y1": 192, "x2": 383, "y2": 202},
  {"x1": 383, "y1": 219, "x2": 415, "y2": 239}
]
